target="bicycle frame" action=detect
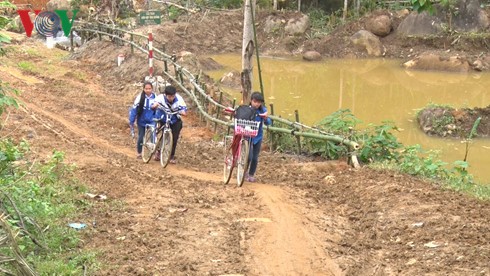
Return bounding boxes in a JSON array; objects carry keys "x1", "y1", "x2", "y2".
[
  {"x1": 223, "y1": 114, "x2": 260, "y2": 186},
  {"x1": 156, "y1": 105, "x2": 181, "y2": 167}
]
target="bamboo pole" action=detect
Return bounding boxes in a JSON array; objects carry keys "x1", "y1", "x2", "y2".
[
  {"x1": 269, "y1": 103, "x2": 275, "y2": 151},
  {"x1": 295, "y1": 110, "x2": 301, "y2": 154}
]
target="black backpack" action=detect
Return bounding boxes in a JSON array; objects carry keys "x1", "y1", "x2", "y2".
[{"x1": 235, "y1": 105, "x2": 255, "y2": 120}]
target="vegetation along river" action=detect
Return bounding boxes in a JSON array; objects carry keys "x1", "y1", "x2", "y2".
[{"x1": 207, "y1": 55, "x2": 490, "y2": 184}]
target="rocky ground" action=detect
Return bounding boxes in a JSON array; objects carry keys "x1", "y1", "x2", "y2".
[{"x1": 1, "y1": 8, "x2": 490, "y2": 275}]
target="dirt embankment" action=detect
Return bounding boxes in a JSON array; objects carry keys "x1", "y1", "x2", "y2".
[{"x1": 1, "y1": 12, "x2": 489, "y2": 275}]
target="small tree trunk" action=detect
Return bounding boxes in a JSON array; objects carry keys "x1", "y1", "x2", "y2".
[
  {"x1": 343, "y1": 0, "x2": 348, "y2": 22},
  {"x1": 273, "y1": 0, "x2": 278, "y2": 10},
  {"x1": 241, "y1": 0, "x2": 255, "y2": 104},
  {"x1": 297, "y1": 0, "x2": 301, "y2": 11}
]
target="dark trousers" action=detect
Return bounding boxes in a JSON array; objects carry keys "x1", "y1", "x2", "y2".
[
  {"x1": 136, "y1": 125, "x2": 146, "y2": 154},
  {"x1": 170, "y1": 120, "x2": 183, "y2": 159},
  {"x1": 248, "y1": 140, "x2": 262, "y2": 176}
]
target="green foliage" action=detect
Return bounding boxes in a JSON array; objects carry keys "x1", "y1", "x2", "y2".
[
  {"x1": 358, "y1": 121, "x2": 402, "y2": 163},
  {"x1": 195, "y1": 0, "x2": 242, "y2": 9},
  {"x1": 0, "y1": 1, "x2": 15, "y2": 55},
  {"x1": 305, "y1": 8, "x2": 352, "y2": 38},
  {"x1": 411, "y1": 0, "x2": 435, "y2": 14},
  {"x1": 17, "y1": 61, "x2": 37, "y2": 73},
  {"x1": 0, "y1": 81, "x2": 18, "y2": 118},
  {"x1": 0, "y1": 141, "x2": 98, "y2": 274},
  {"x1": 168, "y1": 5, "x2": 183, "y2": 21},
  {"x1": 398, "y1": 144, "x2": 448, "y2": 178},
  {"x1": 306, "y1": 109, "x2": 402, "y2": 161}
]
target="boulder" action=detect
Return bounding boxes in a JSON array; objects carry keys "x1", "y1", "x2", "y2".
[
  {"x1": 302, "y1": 51, "x2": 322, "y2": 61},
  {"x1": 285, "y1": 14, "x2": 310, "y2": 35},
  {"x1": 264, "y1": 15, "x2": 284, "y2": 34},
  {"x1": 452, "y1": 0, "x2": 489, "y2": 32},
  {"x1": 350, "y1": 30, "x2": 383, "y2": 57},
  {"x1": 365, "y1": 15, "x2": 392, "y2": 37},
  {"x1": 403, "y1": 53, "x2": 470, "y2": 72},
  {"x1": 220, "y1": 70, "x2": 241, "y2": 90},
  {"x1": 398, "y1": 0, "x2": 489, "y2": 35},
  {"x1": 46, "y1": 0, "x2": 71, "y2": 11},
  {"x1": 397, "y1": 11, "x2": 443, "y2": 35}
]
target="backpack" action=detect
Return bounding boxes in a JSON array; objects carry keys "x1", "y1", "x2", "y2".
[{"x1": 235, "y1": 105, "x2": 255, "y2": 120}]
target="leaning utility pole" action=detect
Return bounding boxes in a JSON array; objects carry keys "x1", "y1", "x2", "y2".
[{"x1": 241, "y1": 0, "x2": 255, "y2": 104}]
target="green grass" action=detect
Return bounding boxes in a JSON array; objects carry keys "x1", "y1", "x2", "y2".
[
  {"x1": 17, "y1": 61, "x2": 38, "y2": 74},
  {"x1": 0, "y1": 141, "x2": 99, "y2": 274}
]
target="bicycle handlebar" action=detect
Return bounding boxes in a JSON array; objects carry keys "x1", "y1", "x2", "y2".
[{"x1": 156, "y1": 103, "x2": 183, "y2": 115}]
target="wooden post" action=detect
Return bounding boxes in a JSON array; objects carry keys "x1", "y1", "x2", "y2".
[
  {"x1": 269, "y1": 103, "x2": 274, "y2": 151},
  {"x1": 70, "y1": 29, "x2": 74, "y2": 51},
  {"x1": 214, "y1": 91, "x2": 223, "y2": 132},
  {"x1": 227, "y1": 98, "x2": 236, "y2": 135},
  {"x1": 164, "y1": 60, "x2": 168, "y2": 72},
  {"x1": 295, "y1": 109, "x2": 301, "y2": 155}
]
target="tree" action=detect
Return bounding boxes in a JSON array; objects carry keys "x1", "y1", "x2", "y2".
[
  {"x1": 241, "y1": 0, "x2": 255, "y2": 104},
  {"x1": 0, "y1": 0, "x2": 15, "y2": 55}
]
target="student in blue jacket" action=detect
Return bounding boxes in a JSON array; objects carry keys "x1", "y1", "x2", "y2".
[
  {"x1": 129, "y1": 82, "x2": 157, "y2": 159},
  {"x1": 246, "y1": 92, "x2": 272, "y2": 182}
]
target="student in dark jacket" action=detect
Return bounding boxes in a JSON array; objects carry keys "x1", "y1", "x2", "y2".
[{"x1": 246, "y1": 92, "x2": 272, "y2": 182}]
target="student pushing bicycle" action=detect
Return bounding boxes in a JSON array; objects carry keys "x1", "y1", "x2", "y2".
[
  {"x1": 151, "y1": 85, "x2": 187, "y2": 164},
  {"x1": 224, "y1": 92, "x2": 271, "y2": 185}
]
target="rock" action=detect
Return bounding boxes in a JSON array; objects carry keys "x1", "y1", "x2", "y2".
[
  {"x1": 302, "y1": 51, "x2": 321, "y2": 61},
  {"x1": 397, "y1": 11, "x2": 443, "y2": 35},
  {"x1": 472, "y1": 59, "x2": 487, "y2": 71},
  {"x1": 365, "y1": 15, "x2": 392, "y2": 37},
  {"x1": 396, "y1": 9, "x2": 410, "y2": 18},
  {"x1": 403, "y1": 53, "x2": 470, "y2": 72},
  {"x1": 285, "y1": 14, "x2": 310, "y2": 35},
  {"x1": 452, "y1": 0, "x2": 489, "y2": 32},
  {"x1": 46, "y1": 0, "x2": 71, "y2": 11},
  {"x1": 264, "y1": 15, "x2": 283, "y2": 34},
  {"x1": 350, "y1": 30, "x2": 382, "y2": 57},
  {"x1": 220, "y1": 70, "x2": 241, "y2": 90}
]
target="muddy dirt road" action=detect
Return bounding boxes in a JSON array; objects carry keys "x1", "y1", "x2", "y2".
[{"x1": 1, "y1": 37, "x2": 489, "y2": 275}]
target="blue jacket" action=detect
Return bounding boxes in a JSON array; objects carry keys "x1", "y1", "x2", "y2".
[
  {"x1": 252, "y1": 105, "x2": 272, "y2": 145},
  {"x1": 154, "y1": 93, "x2": 188, "y2": 124},
  {"x1": 129, "y1": 93, "x2": 157, "y2": 127}
]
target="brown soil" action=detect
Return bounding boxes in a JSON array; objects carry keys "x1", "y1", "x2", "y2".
[
  {"x1": 1, "y1": 10, "x2": 490, "y2": 275},
  {"x1": 417, "y1": 105, "x2": 490, "y2": 138}
]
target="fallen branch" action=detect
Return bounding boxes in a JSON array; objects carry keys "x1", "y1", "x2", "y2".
[{"x1": 154, "y1": 0, "x2": 199, "y2": 13}]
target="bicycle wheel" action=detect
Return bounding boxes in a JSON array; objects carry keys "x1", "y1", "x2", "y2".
[
  {"x1": 160, "y1": 130, "x2": 173, "y2": 168},
  {"x1": 236, "y1": 139, "x2": 249, "y2": 187},
  {"x1": 141, "y1": 126, "x2": 156, "y2": 163},
  {"x1": 223, "y1": 135, "x2": 234, "y2": 184}
]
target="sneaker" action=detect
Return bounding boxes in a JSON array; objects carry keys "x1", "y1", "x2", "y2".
[
  {"x1": 247, "y1": 175, "x2": 256, "y2": 182},
  {"x1": 169, "y1": 158, "x2": 176, "y2": 164},
  {"x1": 136, "y1": 154, "x2": 142, "y2": 159},
  {"x1": 154, "y1": 150, "x2": 160, "y2": 161}
]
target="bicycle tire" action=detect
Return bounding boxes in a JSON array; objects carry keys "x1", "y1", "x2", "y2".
[
  {"x1": 160, "y1": 130, "x2": 173, "y2": 168},
  {"x1": 223, "y1": 136, "x2": 234, "y2": 184},
  {"x1": 141, "y1": 127, "x2": 156, "y2": 163},
  {"x1": 236, "y1": 139, "x2": 249, "y2": 187}
]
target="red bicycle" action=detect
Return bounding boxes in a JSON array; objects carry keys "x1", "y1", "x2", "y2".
[{"x1": 223, "y1": 106, "x2": 261, "y2": 187}]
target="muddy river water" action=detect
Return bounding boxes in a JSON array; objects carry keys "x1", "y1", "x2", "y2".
[{"x1": 207, "y1": 55, "x2": 490, "y2": 183}]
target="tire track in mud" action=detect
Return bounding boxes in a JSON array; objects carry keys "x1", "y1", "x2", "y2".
[{"x1": 246, "y1": 184, "x2": 341, "y2": 276}]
